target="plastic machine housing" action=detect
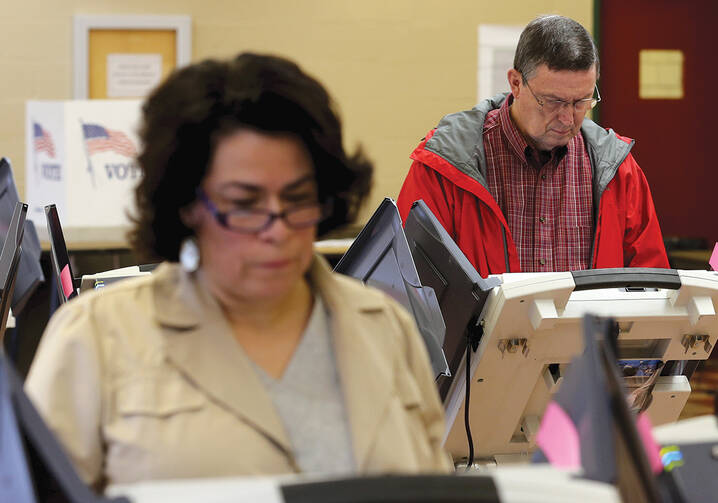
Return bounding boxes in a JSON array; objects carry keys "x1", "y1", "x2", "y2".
[{"x1": 443, "y1": 267, "x2": 718, "y2": 462}]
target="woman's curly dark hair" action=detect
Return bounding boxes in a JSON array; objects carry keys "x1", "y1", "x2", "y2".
[{"x1": 129, "y1": 52, "x2": 373, "y2": 262}]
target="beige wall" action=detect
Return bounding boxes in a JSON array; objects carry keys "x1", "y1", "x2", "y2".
[{"x1": 0, "y1": 0, "x2": 592, "y2": 224}]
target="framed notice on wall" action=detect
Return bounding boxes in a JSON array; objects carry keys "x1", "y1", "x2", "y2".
[{"x1": 73, "y1": 15, "x2": 191, "y2": 99}]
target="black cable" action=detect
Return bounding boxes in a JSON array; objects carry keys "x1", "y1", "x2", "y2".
[
  {"x1": 464, "y1": 334, "x2": 474, "y2": 471},
  {"x1": 463, "y1": 319, "x2": 484, "y2": 472}
]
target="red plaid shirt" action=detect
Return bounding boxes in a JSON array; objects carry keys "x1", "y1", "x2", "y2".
[{"x1": 483, "y1": 96, "x2": 593, "y2": 272}]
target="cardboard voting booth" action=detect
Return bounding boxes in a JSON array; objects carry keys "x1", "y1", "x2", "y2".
[{"x1": 25, "y1": 100, "x2": 142, "y2": 232}]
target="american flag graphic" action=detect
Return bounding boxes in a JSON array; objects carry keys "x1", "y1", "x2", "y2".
[
  {"x1": 82, "y1": 123, "x2": 137, "y2": 158},
  {"x1": 33, "y1": 123, "x2": 55, "y2": 158}
]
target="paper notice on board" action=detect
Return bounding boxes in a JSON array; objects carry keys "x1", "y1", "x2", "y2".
[{"x1": 107, "y1": 53, "x2": 163, "y2": 98}]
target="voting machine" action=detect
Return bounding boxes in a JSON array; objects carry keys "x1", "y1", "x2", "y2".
[{"x1": 442, "y1": 268, "x2": 718, "y2": 463}]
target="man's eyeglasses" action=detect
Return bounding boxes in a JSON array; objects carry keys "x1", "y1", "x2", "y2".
[
  {"x1": 523, "y1": 78, "x2": 601, "y2": 114},
  {"x1": 197, "y1": 188, "x2": 326, "y2": 234}
]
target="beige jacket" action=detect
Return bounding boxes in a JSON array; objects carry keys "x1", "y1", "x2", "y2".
[{"x1": 25, "y1": 255, "x2": 452, "y2": 487}]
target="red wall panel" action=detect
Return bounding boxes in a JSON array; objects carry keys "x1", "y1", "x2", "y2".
[{"x1": 600, "y1": 0, "x2": 718, "y2": 245}]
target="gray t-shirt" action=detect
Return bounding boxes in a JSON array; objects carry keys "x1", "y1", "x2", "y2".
[{"x1": 251, "y1": 296, "x2": 355, "y2": 474}]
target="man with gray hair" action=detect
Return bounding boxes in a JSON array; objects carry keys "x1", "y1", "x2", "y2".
[{"x1": 397, "y1": 15, "x2": 668, "y2": 277}]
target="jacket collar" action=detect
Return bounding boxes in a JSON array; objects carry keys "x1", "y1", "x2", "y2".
[
  {"x1": 581, "y1": 119, "x2": 634, "y2": 204},
  {"x1": 152, "y1": 256, "x2": 397, "y2": 470},
  {"x1": 424, "y1": 92, "x2": 508, "y2": 188},
  {"x1": 152, "y1": 263, "x2": 295, "y2": 461}
]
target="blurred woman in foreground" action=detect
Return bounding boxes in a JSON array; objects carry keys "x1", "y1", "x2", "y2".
[{"x1": 26, "y1": 53, "x2": 451, "y2": 488}]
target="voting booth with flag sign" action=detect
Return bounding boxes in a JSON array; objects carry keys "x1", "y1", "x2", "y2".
[{"x1": 25, "y1": 100, "x2": 142, "y2": 232}]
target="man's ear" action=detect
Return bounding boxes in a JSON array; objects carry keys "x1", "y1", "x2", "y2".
[{"x1": 507, "y1": 69, "x2": 523, "y2": 97}]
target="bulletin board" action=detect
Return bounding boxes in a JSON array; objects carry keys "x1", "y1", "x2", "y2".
[{"x1": 73, "y1": 15, "x2": 191, "y2": 99}]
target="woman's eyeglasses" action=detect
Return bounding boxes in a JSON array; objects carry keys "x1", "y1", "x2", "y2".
[{"x1": 196, "y1": 188, "x2": 326, "y2": 234}]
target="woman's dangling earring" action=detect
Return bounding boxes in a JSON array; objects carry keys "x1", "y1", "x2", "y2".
[{"x1": 179, "y1": 236, "x2": 200, "y2": 272}]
